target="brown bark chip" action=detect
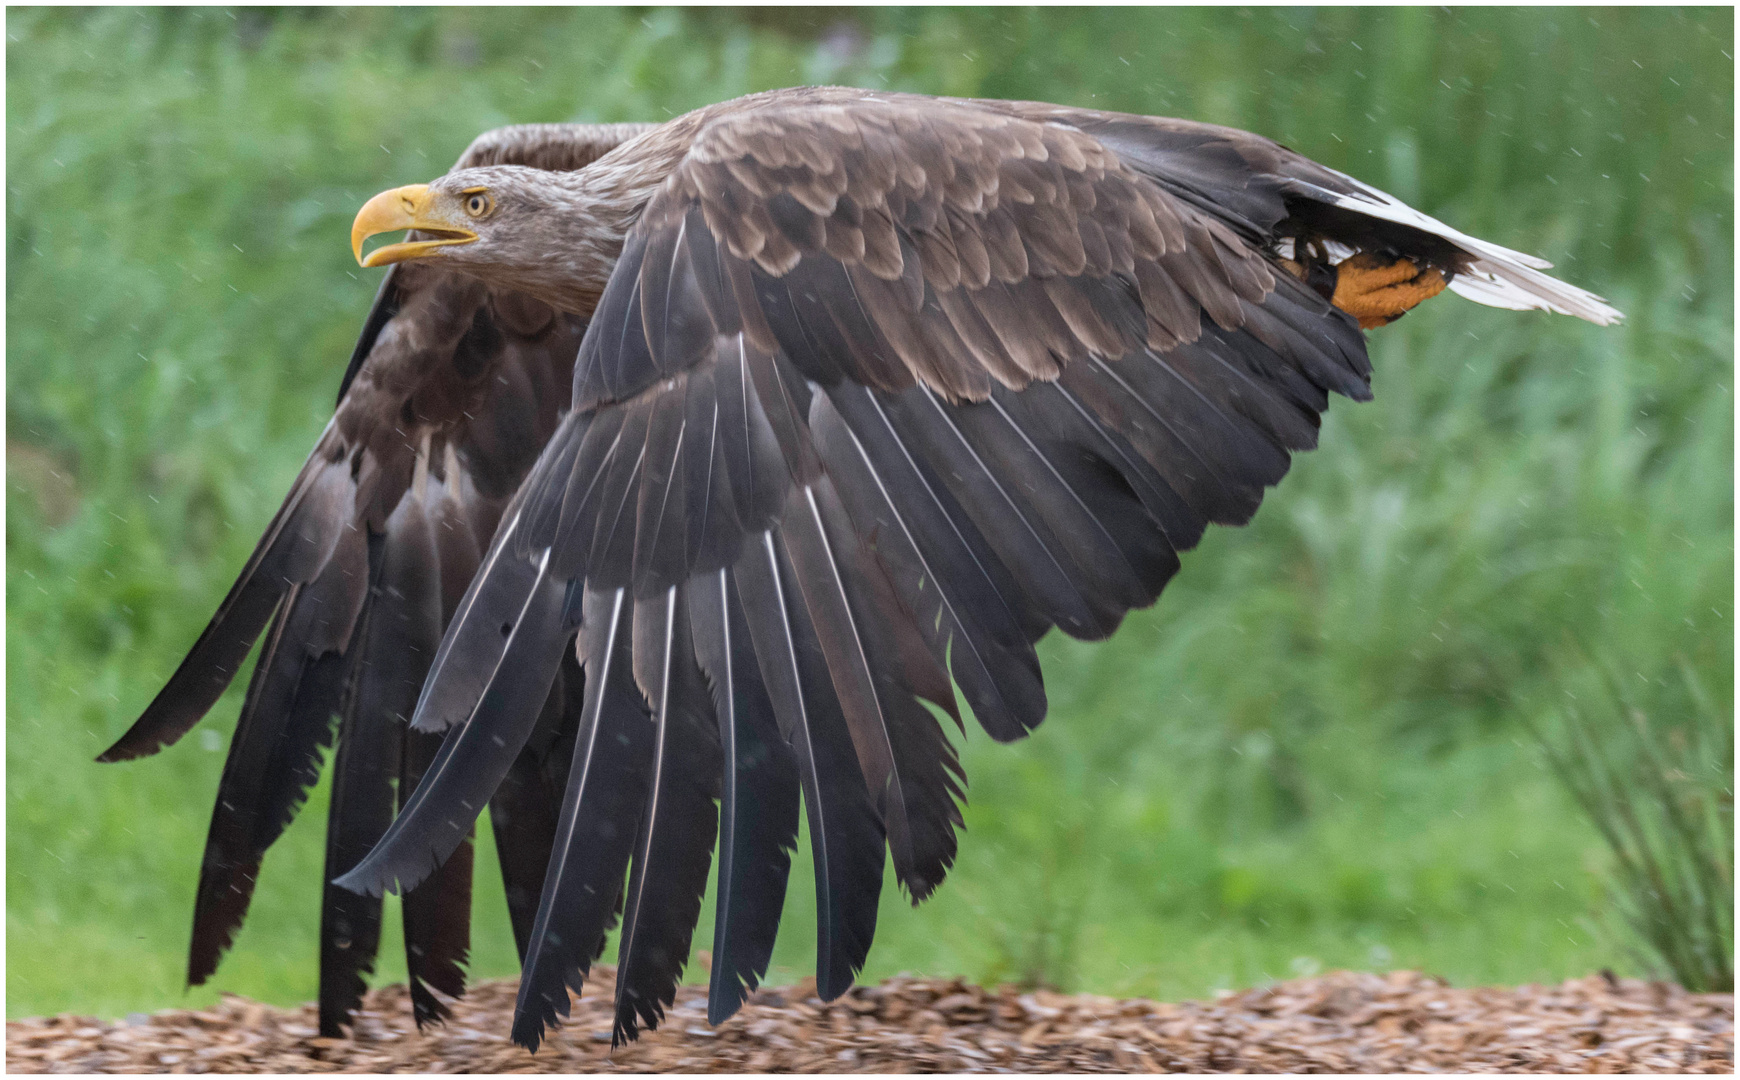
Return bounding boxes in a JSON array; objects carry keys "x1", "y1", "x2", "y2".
[{"x1": 8, "y1": 969, "x2": 1732, "y2": 1073}]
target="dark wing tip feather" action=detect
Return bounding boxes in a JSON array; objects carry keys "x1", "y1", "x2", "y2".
[
  {"x1": 731, "y1": 531, "x2": 884, "y2": 1003},
  {"x1": 509, "y1": 586, "x2": 652, "y2": 1052},
  {"x1": 96, "y1": 562, "x2": 285, "y2": 764},
  {"x1": 102, "y1": 437, "x2": 360, "y2": 763},
  {"x1": 693, "y1": 568, "x2": 802, "y2": 1027},
  {"x1": 610, "y1": 585, "x2": 722, "y2": 1044},
  {"x1": 186, "y1": 858, "x2": 262, "y2": 988},
  {"x1": 336, "y1": 548, "x2": 570, "y2": 899}
]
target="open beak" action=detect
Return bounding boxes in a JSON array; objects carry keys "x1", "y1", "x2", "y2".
[{"x1": 351, "y1": 184, "x2": 478, "y2": 268}]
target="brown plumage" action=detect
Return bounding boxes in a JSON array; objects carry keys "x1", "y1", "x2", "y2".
[{"x1": 107, "y1": 87, "x2": 1620, "y2": 1049}]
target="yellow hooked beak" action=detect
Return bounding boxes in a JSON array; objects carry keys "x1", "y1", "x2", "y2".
[{"x1": 350, "y1": 184, "x2": 478, "y2": 268}]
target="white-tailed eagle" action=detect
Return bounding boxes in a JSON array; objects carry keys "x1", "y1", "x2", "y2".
[{"x1": 100, "y1": 87, "x2": 1620, "y2": 1049}]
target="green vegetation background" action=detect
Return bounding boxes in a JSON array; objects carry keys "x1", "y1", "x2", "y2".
[{"x1": 7, "y1": 7, "x2": 1732, "y2": 1020}]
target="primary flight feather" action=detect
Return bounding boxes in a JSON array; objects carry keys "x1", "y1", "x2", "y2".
[{"x1": 102, "y1": 87, "x2": 1620, "y2": 1047}]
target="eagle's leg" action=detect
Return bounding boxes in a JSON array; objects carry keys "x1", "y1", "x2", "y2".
[{"x1": 1328, "y1": 251, "x2": 1449, "y2": 329}]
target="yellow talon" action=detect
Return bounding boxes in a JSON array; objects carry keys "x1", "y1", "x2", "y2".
[{"x1": 1332, "y1": 251, "x2": 1449, "y2": 330}]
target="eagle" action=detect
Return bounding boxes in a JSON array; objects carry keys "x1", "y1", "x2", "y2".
[{"x1": 99, "y1": 87, "x2": 1621, "y2": 1049}]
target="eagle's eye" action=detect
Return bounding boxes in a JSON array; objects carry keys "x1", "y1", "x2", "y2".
[{"x1": 461, "y1": 189, "x2": 493, "y2": 218}]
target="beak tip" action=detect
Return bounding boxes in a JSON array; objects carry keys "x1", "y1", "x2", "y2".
[{"x1": 351, "y1": 183, "x2": 429, "y2": 270}]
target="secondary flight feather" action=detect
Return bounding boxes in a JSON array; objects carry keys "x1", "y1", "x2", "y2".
[{"x1": 105, "y1": 87, "x2": 1620, "y2": 1047}]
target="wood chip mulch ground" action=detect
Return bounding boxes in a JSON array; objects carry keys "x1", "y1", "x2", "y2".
[{"x1": 8, "y1": 967, "x2": 1732, "y2": 1073}]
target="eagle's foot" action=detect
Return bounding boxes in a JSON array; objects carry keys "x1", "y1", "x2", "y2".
[{"x1": 1330, "y1": 251, "x2": 1448, "y2": 329}]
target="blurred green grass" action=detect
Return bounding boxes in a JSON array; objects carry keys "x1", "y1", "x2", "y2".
[{"x1": 7, "y1": 7, "x2": 1732, "y2": 1019}]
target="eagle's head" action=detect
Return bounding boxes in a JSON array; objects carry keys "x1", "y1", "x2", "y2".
[{"x1": 350, "y1": 166, "x2": 616, "y2": 314}]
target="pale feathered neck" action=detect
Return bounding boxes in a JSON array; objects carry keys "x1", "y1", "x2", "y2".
[{"x1": 506, "y1": 121, "x2": 696, "y2": 316}]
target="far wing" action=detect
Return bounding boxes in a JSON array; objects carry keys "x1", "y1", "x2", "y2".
[{"x1": 101, "y1": 122, "x2": 654, "y2": 1035}]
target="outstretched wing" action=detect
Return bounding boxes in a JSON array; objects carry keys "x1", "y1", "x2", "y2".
[
  {"x1": 337, "y1": 88, "x2": 1618, "y2": 1048},
  {"x1": 99, "y1": 122, "x2": 656, "y2": 1035}
]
